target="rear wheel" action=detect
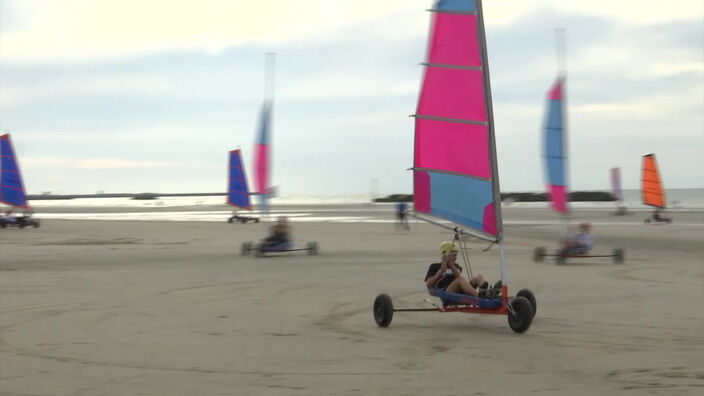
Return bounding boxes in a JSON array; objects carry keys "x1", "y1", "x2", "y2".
[
  {"x1": 33, "y1": 220, "x2": 40, "y2": 228},
  {"x1": 516, "y1": 289, "x2": 537, "y2": 318},
  {"x1": 241, "y1": 242, "x2": 252, "y2": 256},
  {"x1": 227, "y1": 217, "x2": 233, "y2": 223},
  {"x1": 507, "y1": 296, "x2": 534, "y2": 333},
  {"x1": 373, "y1": 294, "x2": 393, "y2": 327},
  {"x1": 307, "y1": 242, "x2": 318, "y2": 256},
  {"x1": 613, "y1": 248, "x2": 624, "y2": 264},
  {"x1": 533, "y1": 247, "x2": 545, "y2": 262}
]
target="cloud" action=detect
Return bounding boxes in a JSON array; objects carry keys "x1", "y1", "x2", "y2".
[
  {"x1": 23, "y1": 156, "x2": 216, "y2": 170},
  {"x1": 1, "y1": 1, "x2": 702, "y2": 194},
  {"x1": 0, "y1": 0, "x2": 422, "y2": 62}
]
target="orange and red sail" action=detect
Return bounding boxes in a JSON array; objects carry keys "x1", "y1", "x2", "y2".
[{"x1": 641, "y1": 154, "x2": 665, "y2": 208}]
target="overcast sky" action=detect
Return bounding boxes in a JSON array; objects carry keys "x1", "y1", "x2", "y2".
[{"x1": 1, "y1": 0, "x2": 702, "y2": 196}]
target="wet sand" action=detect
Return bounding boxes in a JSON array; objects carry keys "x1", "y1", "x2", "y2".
[{"x1": 1, "y1": 207, "x2": 703, "y2": 395}]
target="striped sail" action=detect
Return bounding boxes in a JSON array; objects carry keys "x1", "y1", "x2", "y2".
[
  {"x1": 413, "y1": 0, "x2": 502, "y2": 241},
  {"x1": 253, "y1": 101, "x2": 272, "y2": 212},
  {"x1": 542, "y1": 77, "x2": 568, "y2": 214},
  {"x1": 227, "y1": 149, "x2": 252, "y2": 210},
  {"x1": 610, "y1": 167, "x2": 622, "y2": 202},
  {"x1": 642, "y1": 154, "x2": 665, "y2": 208},
  {"x1": 0, "y1": 134, "x2": 29, "y2": 209}
]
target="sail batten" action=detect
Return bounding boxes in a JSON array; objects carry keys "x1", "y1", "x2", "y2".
[
  {"x1": 413, "y1": 0, "x2": 502, "y2": 240},
  {"x1": 422, "y1": 62, "x2": 483, "y2": 71},
  {"x1": 0, "y1": 134, "x2": 29, "y2": 209},
  {"x1": 414, "y1": 114, "x2": 488, "y2": 126}
]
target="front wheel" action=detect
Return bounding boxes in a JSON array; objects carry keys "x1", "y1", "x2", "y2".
[
  {"x1": 373, "y1": 294, "x2": 394, "y2": 327},
  {"x1": 533, "y1": 247, "x2": 545, "y2": 263},
  {"x1": 516, "y1": 289, "x2": 537, "y2": 318},
  {"x1": 613, "y1": 248, "x2": 624, "y2": 264},
  {"x1": 556, "y1": 251, "x2": 566, "y2": 266},
  {"x1": 507, "y1": 296, "x2": 534, "y2": 333}
]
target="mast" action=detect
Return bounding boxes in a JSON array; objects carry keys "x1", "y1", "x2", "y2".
[{"x1": 476, "y1": 0, "x2": 506, "y2": 282}]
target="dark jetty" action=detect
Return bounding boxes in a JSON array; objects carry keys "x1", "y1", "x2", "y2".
[{"x1": 374, "y1": 191, "x2": 614, "y2": 203}]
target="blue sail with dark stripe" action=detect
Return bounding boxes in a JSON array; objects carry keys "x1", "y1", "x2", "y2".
[
  {"x1": 227, "y1": 150, "x2": 252, "y2": 210},
  {"x1": 0, "y1": 134, "x2": 29, "y2": 209}
]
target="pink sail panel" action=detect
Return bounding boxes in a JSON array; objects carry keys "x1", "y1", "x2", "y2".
[
  {"x1": 413, "y1": 171, "x2": 431, "y2": 213},
  {"x1": 427, "y1": 13, "x2": 481, "y2": 67},
  {"x1": 548, "y1": 184, "x2": 567, "y2": 213},
  {"x1": 417, "y1": 67, "x2": 487, "y2": 122},
  {"x1": 482, "y1": 203, "x2": 497, "y2": 236},
  {"x1": 414, "y1": 118, "x2": 490, "y2": 179},
  {"x1": 254, "y1": 143, "x2": 268, "y2": 195},
  {"x1": 548, "y1": 80, "x2": 563, "y2": 100}
]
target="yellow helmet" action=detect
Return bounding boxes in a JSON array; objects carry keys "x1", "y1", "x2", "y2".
[{"x1": 439, "y1": 241, "x2": 459, "y2": 256}]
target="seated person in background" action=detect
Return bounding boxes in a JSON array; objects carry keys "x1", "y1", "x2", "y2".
[
  {"x1": 2, "y1": 209, "x2": 17, "y2": 224},
  {"x1": 561, "y1": 222, "x2": 593, "y2": 255},
  {"x1": 261, "y1": 216, "x2": 291, "y2": 249},
  {"x1": 424, "y1": 241, "x2": 501, "y2": 300}
]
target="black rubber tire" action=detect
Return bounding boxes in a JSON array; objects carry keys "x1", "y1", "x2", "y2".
[
  {"x1": 19, "y1": 223, "x2": 25, "y2": 229},
  {"x1": 556, "y1": 252, "x2": 566, "y2": 266},
  {"x1": 254, "y1": 244, "x2": 263, "y2": 258},
  {"x1": 373, "y1": 294, "x2": 393, "y2": 327},
  {"x1": 534, "y1": 247, "x2": 545, "y2": 263},
  {"x1": 307, "y1": 242, "x2": 318, "y2": 256},
  {"x1": 227, "y1": 217, "x2": 233, "y2": 223},
  {"x1": 33, "y1": 221, "x2": 40, "y2": 229},
  {"x1": 255, "y1": 219, "x2": 260, "y2": 223},
  {"x1": 516, "y1": 289, "x2": 537, "y2": 318},
  {"x1": 507, "y1": 296, "x2": 534, "y2": 333},
  {"x1": 0, "y1": 222, "x2": 6, "y2": 228},
  {"x1": 613, "y1": 248, "x2": 624, "y2": 264},
  {"x1": 241, "y1": 242, "x2": 251, "y2": 256}
]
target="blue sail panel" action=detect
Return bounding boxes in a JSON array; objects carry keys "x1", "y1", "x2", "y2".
[
  {"x1": 0, "y1": 134, "x2": 29, "y2": 208},
  {"x1": 434, "y1": 0, "x2": 477, "y2": 12},
  {"x1": 422, "y1": 171, "x2": 496, "y2": 235},
  {"x1": 227, "y1": 150, "x2": 252, "y2": 210}
]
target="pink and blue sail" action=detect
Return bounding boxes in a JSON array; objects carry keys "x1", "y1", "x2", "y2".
[
  {"x1": 253, "y1": 101, "x2": 272, "y2": 212},
  {"x1": 542, "y1": 78, "x2": 568, "y2": 214},
  {"x1": 227, "y1": 149, "x2": 252, "y2": 210},
  {"x1": 610, "y1": 167, "x2": 622, "y2": 203},
  {"x1": 0, "y1": 134, "x2": 29, "y2": 209},
  {"x1": 413, "y1": 0, "x2": 502, "y2": 241}
]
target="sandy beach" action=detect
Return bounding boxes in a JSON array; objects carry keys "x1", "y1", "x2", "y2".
[{"x1": 1, "y1": 206, "x2": 703, "y2": 395}]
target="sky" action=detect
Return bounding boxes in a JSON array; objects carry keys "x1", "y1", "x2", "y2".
[{"x1": 1, "y1": 0, "x2": 702, "y2": 196}]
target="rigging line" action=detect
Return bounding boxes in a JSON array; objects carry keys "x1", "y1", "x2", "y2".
[
  {"x1": 482, "y1": 241, "x2": 495, "y2": 252},
  {"x1": 455, "y1": 229, "x2": 473, "y2": 280}
]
